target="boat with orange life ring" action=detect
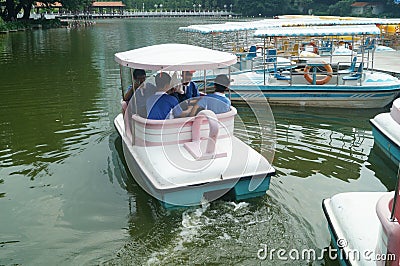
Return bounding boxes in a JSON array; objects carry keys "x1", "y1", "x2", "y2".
[
  {"x1": 181, "y1": 23, "x2": 400, "y2": 108},
  {"x1": 303, "y1": 63, "x2": 333, "y2": 85}
]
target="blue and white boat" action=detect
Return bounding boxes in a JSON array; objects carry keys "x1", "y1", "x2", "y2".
[
  {"x1": 225, "y1": 25, "x2": 400, "y2": 108},
  {"x1": 113, "y1": 44, "x2": 275, "y2": 208},
  {"x1": 370, "y1": 98, "x2": 400, "y2": 165},
  {"x1": 181, "y1": 22, "x2": 400, "y2": 108}
]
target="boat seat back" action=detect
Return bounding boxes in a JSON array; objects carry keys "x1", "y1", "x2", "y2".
[
  {"x1": 338, "y1": 56, "x2": 357, "y2": 74},
  {"x1": 376, "y1": 193, "x2": 400, "y2": 265},
  {"x1": 246, "y1": 45, "x2": 257, "y2": 60},
  {"x1": 342, "y1": 62, "x2": 363, "y2": 81},
  {"x1": 131, "y1": 107, "x2": 236, "y2": 146},
  {"x1": 365, "y1": 38, "x2": 376, "y2": 51},
  {"x1": 266, "y1": 48, "x2": 277, "y2": 63},
  {"x1": 390, "y1": 98, "x2": 400, "y2": 125}
]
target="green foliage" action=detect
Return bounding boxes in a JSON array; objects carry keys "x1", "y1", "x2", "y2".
[
  {"x1": 0, "y1": 17, "x2": 7, "y2": 31},
  {"x1": 40, "y1": 18, "x2": 61, "y2": 29},
  {"x1": 0, "y1": 18, "x2": 29, "y2": 31},
  {"x1": 58, "y1": 0, "x2": 94, "y2": 12},
  {"x1": 327, "y1": 0, "x2": 353, "y2": 16}
]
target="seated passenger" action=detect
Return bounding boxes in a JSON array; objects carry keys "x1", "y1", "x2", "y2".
[
  {"x1": 123, "y1": 69, "x2": 157, "y2": 117},
  {"x1": 172, "y1": 71, "x2": 200, "y2": 104},
  {"x1": 146, "y1": 73, "x2": 192, "y2": 120},
  {"x1": 123, "y1": 69, "x2": 147, "y2": 102},
  {"x1": 189, "y1": 74, "x2": 231, "y2": 116},
  {"x1": 133, "y1": 82, "x2": 156, "y2": 118}
]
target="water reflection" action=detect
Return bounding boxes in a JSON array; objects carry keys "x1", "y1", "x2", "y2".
[
  {"x1": 0, "y1": 29, "x2": 103, "y2": 179},
  {"x1": 108, "y1": 133, "x2": 176, "y2": 251},
  {"x1": 269, "y1": 106, "x2": 383, "y2": 181},
  {"x1": 367, "y1": 143, "x2": 398, "y2": 190}
]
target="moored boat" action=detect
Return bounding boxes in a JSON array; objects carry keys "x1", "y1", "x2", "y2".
[
  {"x1": 322, "y1": 186, "x2": 400, "y2": 266},
  {"x1": 226, "y1": 25, "x2": 400, "y2": 108},
  {"x1": 181, "y1": 22, "x2": 400, "y2": 108},
  {"x1": 113, "y1": 43, "x2": 275, "y2": 208},
  {"x1": 370, "y1": 98, "x2": 400, "y2": 165}
]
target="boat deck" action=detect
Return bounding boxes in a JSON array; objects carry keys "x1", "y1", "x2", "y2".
[
  {"x1": 114, "y1": 113, "x2": 274, "y2": 191},
  {"x1": 323, "y1": 192, "x2": 391, "y2": 266}
]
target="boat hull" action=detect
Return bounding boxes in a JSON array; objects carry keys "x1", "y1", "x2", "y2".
[
  {"x1": 229, "y1": 86, "x2": 400, "y2": 108},
  {"x1": 370, "y1": 113, "x2": 400, "y2": 166},
  {"x1": 114, "y1": 113, "x2": 274, "y2": 208},
  {"x1": 227, "y1": 70, "x2": 400, "y2": 108}
]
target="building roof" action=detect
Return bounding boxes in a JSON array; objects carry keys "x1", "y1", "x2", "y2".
[
  {"x1": 92, "y1": 1, "x2": 126, "y2": 7},
  {"x1": 34, "y1": 2, "x2": 63, "y2": 8},
  {"x1": 34, "y1": 1, "x2": 126, "y2": 8},
  {"x1": 351, "y1": 2, "x2": 382, "y2": 7}
]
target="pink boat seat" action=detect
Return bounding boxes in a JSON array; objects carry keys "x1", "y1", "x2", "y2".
[
  {"x1": 376, "y1": 192, "x2": 400, "y2": 266},
  {"x1": 131, "y1": 107, "x2": 237, "y2": 147},
  {"x1": 183, "y1": 110, "x2": 228, "y2": 160}
]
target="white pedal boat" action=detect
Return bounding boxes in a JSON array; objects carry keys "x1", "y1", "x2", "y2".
[
  {"x1": 114, "y1": 44, "x2": 275, "y2": 208},
  {"x1": 370, "y1": 98, "x2": 400, "y2": 166},
  {"x1": 323, "y1": 182, "x2": 400, "y2": 266}
]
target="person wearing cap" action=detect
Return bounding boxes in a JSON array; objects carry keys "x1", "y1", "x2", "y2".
[
  {"x1": 146, "y1": 72, "x2": 192, "y2": 120},
  {"x1": 172, "y1": 71, "x2": 200, "y2": 104},
  {"x1": 189, "y1": 74, "x2": 231, "y2": 116}
]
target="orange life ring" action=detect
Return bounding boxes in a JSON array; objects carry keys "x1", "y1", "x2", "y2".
[
  {"x1": 303, "y1": 63, "x2": 333, "y2": 85},
  {"x1": 302, "y1": 42, "x2": 319, "y2": 54}
]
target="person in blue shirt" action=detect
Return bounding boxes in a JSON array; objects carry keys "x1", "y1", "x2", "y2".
[
  {"x1": 189, "y1": 74, "x2": 231, "y2": 116},
  {"x1": 146, "y1": 72, "x2": 192, "y2": 120},
  {"x1": 172, "y1": 71, "x2": 200, "y2": 104}
]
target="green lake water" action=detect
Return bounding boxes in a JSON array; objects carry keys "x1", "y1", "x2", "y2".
[{"x1": 0, "y1": 18, "x2": 398, "y2": 265}]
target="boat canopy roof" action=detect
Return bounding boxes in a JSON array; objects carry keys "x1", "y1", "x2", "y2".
[
  {"x1": 254, "y1": 25, "x2": 380, "y2": 38},
  {"x1": 114, "y1": 43, "x2": 237, "y2": 71},
  {"x1": 179, "y1": 20, "x2": 268, "y2": 34},
  {"x1": 179, "y1": 17, "x2": 400, "y2": 35}
]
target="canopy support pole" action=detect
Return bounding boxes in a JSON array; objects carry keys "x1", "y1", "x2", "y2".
[
  {"x1": 263, "y1": 38, "x2": 266, "y2": 85},
  {"x1": 119, "y1": 65, "x2": 124, "y2": 99},
  {"x1": 203, "y1": 69, "x2": 207, "y2": 94},
  {"x1": 130, "y1": 68, "x2": 138, "y2": 115},
  {"x1": 228, "y1": 67, "x2": 232, "y2": 100}
]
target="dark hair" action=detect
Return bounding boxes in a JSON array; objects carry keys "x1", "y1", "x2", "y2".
[
  {"x1": 214, "y1": 74, "x2": 230, "y2": 92},
  {"x1": 133, "y1": 69, "x2": 146, "y2": 79},
  {"x1": 155, "y1": 72, "x2": 171, "y2": 90},
  {"x1": 182, "y1": 71, "x2": 194, "y2": 76}
]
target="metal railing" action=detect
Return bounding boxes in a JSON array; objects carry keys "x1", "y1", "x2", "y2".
[{"x1": 237, "y1": 53, "x2": 366, "y2": 86}]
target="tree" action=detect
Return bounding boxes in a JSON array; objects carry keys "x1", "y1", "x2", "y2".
[
  {"x1": 0, "y1": 0, "x2": 94, "y2": 21},
  {"x1": 235, "y1": 0, "x2": 294, "y2": 17},
  {"x1": 2, "y1": 0, "x2": 16, "y2": 21},
  {"x1": 327, "y1": 0, "x2": 353, "y2": 16},
  {"x1": 59, "y1": 0, "x2": 94, "y2": 12}
]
